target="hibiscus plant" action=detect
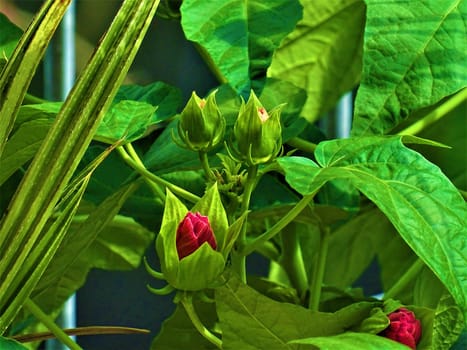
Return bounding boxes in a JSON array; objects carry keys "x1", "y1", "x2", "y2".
[{"x1": 0, "y1": 0, "x2": 466, "y2": 349}]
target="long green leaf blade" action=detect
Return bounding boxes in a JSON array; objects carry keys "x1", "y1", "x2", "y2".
[{"x1": 0, "y1": 0, "x2": 71, "y2": 156}]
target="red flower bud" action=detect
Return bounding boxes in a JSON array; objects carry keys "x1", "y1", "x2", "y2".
[
  {"x1": 380, "y1": 308, "x2": 421, "y2": 349},
  {"x1": 176, "y1": 212, "x2": 217, "y2": 260}
]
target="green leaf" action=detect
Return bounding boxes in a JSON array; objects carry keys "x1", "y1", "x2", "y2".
[
  {"x1": 114, "y1": 81, "x2": 182, "y2": 123},
  {"x1": 324, "y1": 208, "x2": 394, "y2": 290},
  {"x1": 0, "y1": 14, "x2": 23, "y2": 59},
  {"x1": 0, "y1": 119, "x2": 50, "y2": 186},
  {"x1": 289, "y1": 332, "x2": 409, "y2": 349},
  {"x1": 277, "y1": 136, "x2": 467, "y2": 320},
  {"x1": 258, "y1": 78, "x2": 308, "y2": 142},
  {"x1": 79, "y1": 215, "x2": 154, "y2": 270},
  {"x1": 181, "y1": 0, "x2": 302, "y2": 93},
  {"x1": 432, "y1": 294, "x2": 465, "y2": 349},
  {"x1": 352, "y1": 0, "x2": 467, "y2": 135},
  {"x1": 32, "y1": 183, "x2": 149, "y2": 314},
  {"x1": 0, "y1": 336, "x2": 28, "y2": 350},
  {"x1": 216, "y1": 275, "x2": 379, "y2": 350},
  {"x1": 414, "y1": 100, "x2": 467, "y2": 190},
  {"x1": 268, "y1": 0, "x2": 365, "y2": 122},
  {"x1": 151, "y1": 302, "x2": 217, "y2": 350},
  {"x1": 94, "y1": 100, "x2": 156, "y2": 143}
]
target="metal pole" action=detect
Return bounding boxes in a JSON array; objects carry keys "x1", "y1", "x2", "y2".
[{"x1": 43, "y1": 1, "x2": 77, "y2": 349}]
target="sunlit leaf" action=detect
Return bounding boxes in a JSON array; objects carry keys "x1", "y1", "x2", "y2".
[
  {"x1": 277, "y1": 136, "x2": 467, "y2": 320},
  {"x1": 268, "y1": 0, "x2": 365, "y2": 122},
  {"x1": 352, "y1": 0, "x2": 467, "y2": 135},
  {"x1": 181, "y1": 0, "x2": 302, "y2": 94}
]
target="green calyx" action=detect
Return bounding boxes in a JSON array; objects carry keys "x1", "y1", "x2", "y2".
[
  {"x1": 152, "y1": 183, "x2": 245, "y2": 291},
  {"x1": 231, "y1": 90, "x2": 283, "y2": 165},
  {"x1": 177, "y1": 90, "x2": 225, "y2": 152}
]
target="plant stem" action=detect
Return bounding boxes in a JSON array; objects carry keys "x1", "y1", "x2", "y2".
[
  {"x1": 117, "y1": 146, "x2": 200, "y2": 203},
  {"x1": 199, "y1": 151, "x2": 216, "y2": 181},
  {"x1": 286, "y1": 137, "x2": 318, "y2": 154},
  {"x1": 180, "y1": 294, "x2": 222, "y2": 349},
  {"x1": 384, "y1": 258, "x2": 425, "y2": 300},
  {"x1": 24, "y1": 299, "x2": 84, "y2": 350},
  {"x1": 242, "y1": 193, "x2": 316, "y2": 256},
  {"x1": 309, "y1": 226, "x2": 330, "y2": 311},
  {"x1": 397, "y1": 88, "x2": 467, "y2": 136},
  {"x1": 280, "y1": 226, "x2": 308, "y2": 299},
  {"x1": 124, "y1": 143, "x2": 166, "y2": 200},
  {"x1": 232, "y1": 165, "x2": 258, "y2": 283}
]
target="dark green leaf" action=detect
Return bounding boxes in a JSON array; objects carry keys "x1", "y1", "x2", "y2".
[
  {"x1": 0, "y1": 120, "x2": 50, "y2": 186},
  {"x1": 181, "y1": 0, "x2": 302, "y2": 93},
  {"x1": 414, "y1": 100, "x2": 467, "y2": 190},
  {"x1": 0, "y1": 13, "x2": 23, "y2": 59},
  {"x1": 0, "y1": 336, "x2": 28, "y2": 350},
  {"x1": 432, "y1": 294, "x2": 465, "y2": 349},
  {"x1": 289, "y1": 332, "x2": 408, "y2": 349},
  {"x1": 352, "y1": 0, "x2": 467, "y2": 135},
  {"x1": 151, "y1": 302, "x2": 218, "y2": 350},
  {"x1": 32, "y1": 183, "x2": 150, "y2": 314},
  {"x1": 324, "y1": 208, "x2": 393, "y2": 290},
  {"x1": 277, "y1": 136, "x2": 467, "y2": 320},
  {"x1": 268, "y1": 0, "x2": 365, "y2": 122}
]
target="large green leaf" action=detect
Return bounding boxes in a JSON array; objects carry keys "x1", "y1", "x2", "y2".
[
  {"x1": 181, "y1": 0, "x2": 302, "y2": 93},
  {"x1": 268, "y1": 0, "x2": 366, "y2": 122},
  {"x1": 114, "y1": 81, "x2": 182, "y2": 123},
  {"x1": 289, "y1": 332, "x2": 408, "y2": 349},
  {"x1": 216, "y1": 275, "x2": 379, "y2": 350},
  {"x1": 352, "y1": 0, "x2": 467, "y2": 135},
  {"x1": 94, "y1": 100, "x2": 156, "y2": 144},
  {"x1": 277, "y1": 136, "x2": 467, "y2": 319}
]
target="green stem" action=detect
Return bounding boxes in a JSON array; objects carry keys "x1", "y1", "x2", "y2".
[
  {"x1": 199, "y1": 151, "x2": 216, "y2": 181},
  {"x1": 397, "y1": 88, "x2": 467, "y2": 136},
  {"x1": 280, "y1": 226, "x2": 308, "y2": 299},
  {"x1": 242, "y1": 193, "x2": 316, "y2": 256},
  {"x1": 124, "y1": 143, "x2": 166, "y2": 200},
  {"x1": 193, "y1": 43, "x2": 228, "y2": 85},
  {"x1": 384, "y1": 258, "x2": 425, "y2": 300},
  {"x1": 117, "y1": 146, "x2": 200, "y2": 203},
  {"x1": 24, "y1": 299, "x2": 83, "y2": 350},
  {"x1": 232, "y1": 165, "x2": 258, "y2": 283},
  {"x1": 309, "y1": 226, "x2": 330, "y2": 311},
  {"x1": 180, "y1": 294, "x2": 222, "y2": 349},
  {"x1": 286, "y1": 137, "x2": 318, "y2": 154}
]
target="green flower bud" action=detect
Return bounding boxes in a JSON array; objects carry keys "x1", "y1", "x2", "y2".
[
  {"x1": 233, "y1": 90, "x2": 283, "y2": 165},
  {"x1": 177, "y1": 90, "x2": 225, "y2": 152},
  {"x1": 154, "y1": 184, "x2": 246, "y2": 291}
]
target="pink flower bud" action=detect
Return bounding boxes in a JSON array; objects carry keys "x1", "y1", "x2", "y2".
[
  {"x1": 176, "y1": 212, "x2": 217, "y2": 260},
  {"x1": 380, "y1": 308, "x2": 421, "y2": 349}
]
